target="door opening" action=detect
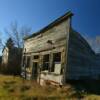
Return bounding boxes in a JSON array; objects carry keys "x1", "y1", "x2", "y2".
[{"x1": 32, "y1": 62, "x2": 38, "y2": 80}]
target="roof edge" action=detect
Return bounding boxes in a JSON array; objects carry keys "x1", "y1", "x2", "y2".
[{"x1": 24, "y1": 11, "x2": 73, "y2": 40}]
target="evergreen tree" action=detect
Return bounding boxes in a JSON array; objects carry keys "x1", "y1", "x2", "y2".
[{"x1": 6, "y1": 38, "x2": 14, "y2": 49}]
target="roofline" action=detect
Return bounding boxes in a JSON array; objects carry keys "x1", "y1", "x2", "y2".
[
  {"x1": 71, "y1": 28, "x2": 96, "y2": 54},
  {"x1": 24, "y1": 11, "x2": 73, "y2": 40}
]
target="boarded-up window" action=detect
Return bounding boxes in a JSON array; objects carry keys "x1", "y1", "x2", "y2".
[
  {"x1": 33, "y1": 55, "x2": 39, "y2": 59},
  {"x1": 42, "y1": 54, "x2": 50, "y2": 71},
  {"x1": 54, "y1": 63, "x2": 61, "y2": 74}
]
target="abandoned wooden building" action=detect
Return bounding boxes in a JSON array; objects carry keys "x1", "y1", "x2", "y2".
[{"x1": 21, "y1": 11, "x2": 100, "y2": 85}]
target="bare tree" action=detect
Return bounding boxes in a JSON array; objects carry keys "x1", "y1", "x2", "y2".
[
  {"x1": 0, "y1": 32, "x2": 4, "y2": 50},
  {"x1": 5, "y1": 22, "x2": 31, "y2": 48},
  {"x1": 3, "y1": 22, "x2": 31, "y2": 75}
]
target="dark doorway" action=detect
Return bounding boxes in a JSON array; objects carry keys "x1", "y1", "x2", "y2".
[{"x1": 32, "y1": 62, "x2": 38, "y2": 80}]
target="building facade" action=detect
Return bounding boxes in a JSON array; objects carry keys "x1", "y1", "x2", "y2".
[
  {"x1": 2, "y1": 47, "x2": 9, "y2": 67},
  {"x1": 21, "y1": 11, "x2": 100, "y2": 85}
]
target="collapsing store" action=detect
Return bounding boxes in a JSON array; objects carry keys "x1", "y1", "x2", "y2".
[{"x1": 21, "y1": 11, "x2": 100, "y2": 85}]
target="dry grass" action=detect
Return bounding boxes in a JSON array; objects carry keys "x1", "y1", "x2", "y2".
[{"x1": 0, "y1": 75, "x2": 100, "y2": 100}]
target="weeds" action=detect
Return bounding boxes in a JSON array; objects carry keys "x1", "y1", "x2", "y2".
[
  {"x1": 20, "y1": 85, "x2": 30, "y2": 92},
  {"x1": 0, "y1": 75, "x2": 100, "y2": 100}
]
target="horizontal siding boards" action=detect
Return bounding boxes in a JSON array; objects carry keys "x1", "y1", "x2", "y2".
[
  {"x1": 69, "y1": 30, "x2": 93, "y2": 53},
  {"x1": 69, "y1": 41, "x2": 93, "y2": 56},
  {"x1": 68, "y1": 66, "x2": 90, "y2": 73},
  {"x1": 95, "y1": 55, "x2": 100, "y2": 66},
  {"x1": 68, "y1": 34, "x2": 94, "y2": 56},
  {"x1": 67, "y1": 30, "x2": 97, "y2": 80},
  {"x1": 24, "y1": 19, "x2": 70, "y2": 53},
  {"x1": 25, "y1": 38, "x2": 66, "y2": 53}
]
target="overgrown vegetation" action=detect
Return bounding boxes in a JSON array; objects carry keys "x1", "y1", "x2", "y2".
[{"x1": 0, "y1": 75, "x2": 100, "y2": 100}]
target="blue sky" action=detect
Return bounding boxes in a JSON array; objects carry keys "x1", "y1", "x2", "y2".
[{"x1": 0, "y1": 0, "x2": 100, "y2": 54}]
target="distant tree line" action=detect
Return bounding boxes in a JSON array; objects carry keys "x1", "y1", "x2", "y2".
[{"x1": 0, "y1": 22, "x2": 31, "y2": 75}]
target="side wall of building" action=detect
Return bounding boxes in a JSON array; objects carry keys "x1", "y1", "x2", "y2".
[{"x1": 67, "y1": 30, "x2": 100, "y2": 80}]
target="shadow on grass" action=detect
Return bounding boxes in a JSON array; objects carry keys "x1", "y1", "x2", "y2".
[
  {"x1": 4, "y1": 80, "x2": 16, "y2": 85},
  {"x1": 3, "y1": 84, "x2": 15, "y2": 93},
  {"x1": 3, "y1": 80, "x2": 16, "y2": 93},
  {"x1": 67, "y1": 80, "x2": 100, "y2": 99},
  {"x1": 20, "y1": 85, "x2": 31, "y2": 92}
]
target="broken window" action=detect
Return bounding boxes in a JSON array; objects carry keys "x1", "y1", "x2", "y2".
[
  {"x1": 42, "y1": 54, "x2": 50, "y2": 71},
  {"x1": 51, "y1": 52, "x2": 61, "y2": 74},
  {"x1": 26, "y1": 56, "x2": 31, "y2": 68},
  {"x1": 33, "y1": 55, "x2": 39, "y2": 59}
]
